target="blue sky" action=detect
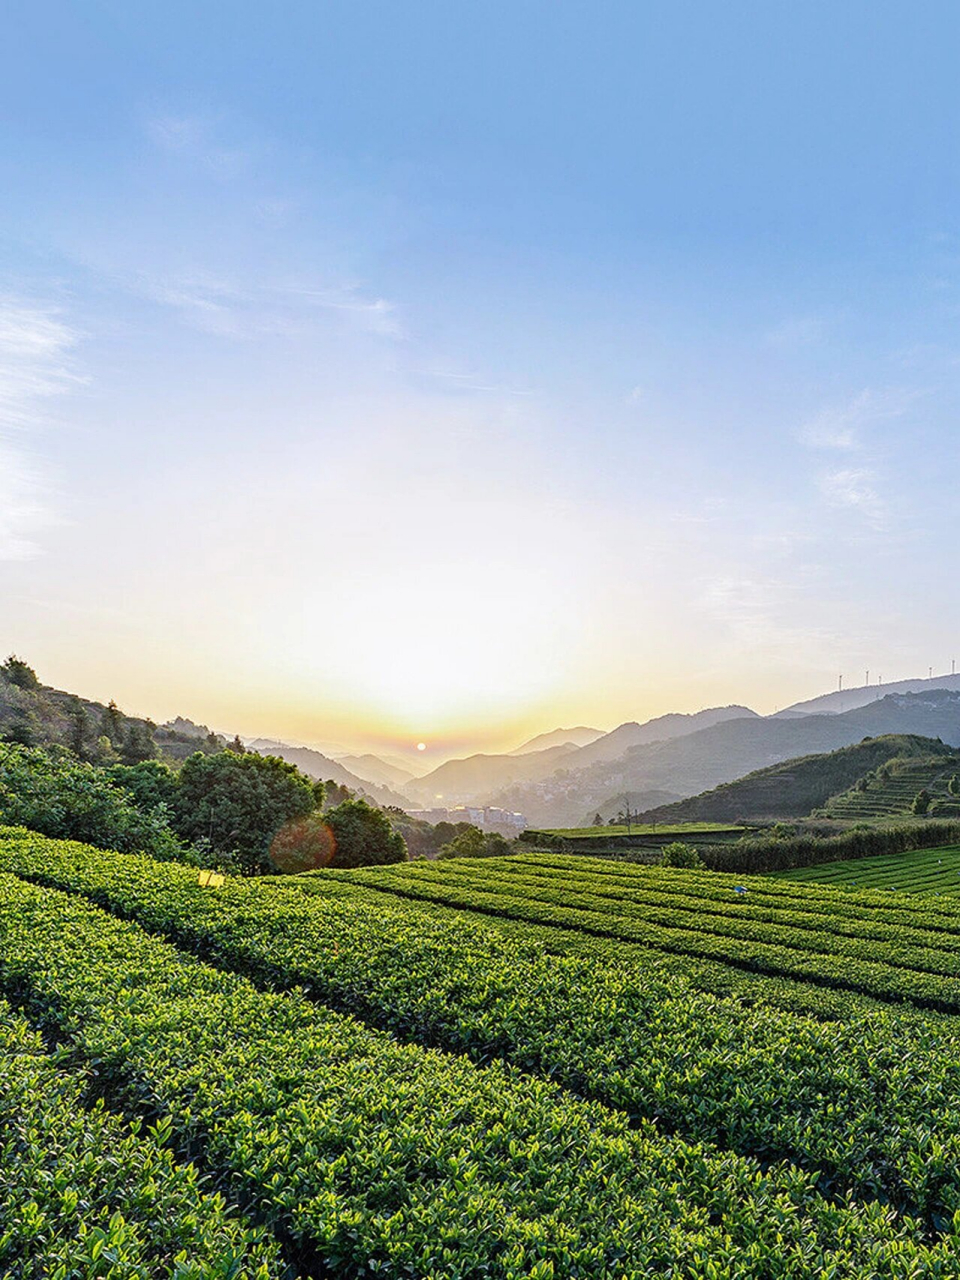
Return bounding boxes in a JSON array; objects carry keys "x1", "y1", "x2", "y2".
[{"x1": 2, "y1": 2, "x2": 959, "y2": 753}]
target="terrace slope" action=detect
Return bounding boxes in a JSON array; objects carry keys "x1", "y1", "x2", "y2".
[{"x1": 638, "y1": 735, "x2": 955, "y2": 824}]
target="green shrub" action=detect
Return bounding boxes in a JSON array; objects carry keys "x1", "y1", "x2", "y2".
[
  {"x1": 322, "y1": 797, "x2": 407, "y2": 868},
  {"x1": 173, "y1": 750, "x2": 322, "y2": 875},
  {"x1": 438, "y1": 827, "x2": 512, "y2": 859},
  {"x1": 0, "y1": 743, "x2": 183, "y2": 860},
  {"x1": 912, "y1": 789, "x2": 931, "y2": 815},
  {"x1": 657, "y1": 841, "x2": 703, "y2": 868}
]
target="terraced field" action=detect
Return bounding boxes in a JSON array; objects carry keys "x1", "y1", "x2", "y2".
[
  {"x1": 774, "y1": 843, "x2": 960, "y2": 895},
  {"x1": 8, "y1": 824, "x2": 960, "y2": 1275},
  {"x1": 822, "y1": 758, "x2": 960, "y2": 820}
]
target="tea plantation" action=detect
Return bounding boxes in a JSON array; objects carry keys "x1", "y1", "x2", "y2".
[
  {"x1": 8, "y1": 829, "x2": 960, "y2": 1275},
  {"x1": 774, "y1": 843, "x2": 960, "y2": 895}
]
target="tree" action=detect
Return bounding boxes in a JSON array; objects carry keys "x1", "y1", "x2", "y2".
[
  {"x1": 323, "y1": 798, "x2": 407, "y2": 868},
  {"x1": 438, "y1": 826, "x2": 512, "y2": 859},
  {"x1": 949, "y1": 775, "x2": 960, "y2": 798},
  {"x1": 173, "y1": 750, "x2": 322, "y2": 874},
  {"x1": 912, "y1": 789, "x2": 931, "y2": 815},
  {"x1": 0, "y1": 742, "x2": 182, "y2": 860},
  {"x1": 109, "y1": 760, "x2": 178, "y2": 813},
  {"x1": 269, "y1": 813, "x2": 336, "y2": 873},
  {"x1": 1, "y1": 655, "x2": 39, "y2": 690},
  {"x1": 120, "y1": 722, "x2": 156, "y2": 765},
  {"x1": 323, "y1": 780, "x2": 354, "y2": 808},
  {"x1": 438, "y1": 826, "x2": 485, "y2": 859},
  {"x1": 228, "y1": 735, "x2": 246, "y2": 755},
  {"x1": 68, "y1": 698, "x2": 88, "y2": 758},
  {"x1": 3, "y1": 715, "x2": 37, "y2": 747},
  {"x1": 593, "y1": 813, "x2": 603, "y2": 826},
  {"x1": 657, "y1": 841, "x2": 703, "y2": 869},
  {"x1": 101, "y1": 700, "x2": 124, "y2": 746}
]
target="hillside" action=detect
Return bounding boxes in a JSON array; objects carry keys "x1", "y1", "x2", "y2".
[
  {"x1": 776, "y1": 672, "x2": 960, "y2": 718},
  {"x1": 0, "y1": 661, "x2": 408, "y2": 809},
  {"x1": 0, "y1": 660, "x2": 216, "y2": 763},
  {"x1": 492, "y1": 690, "x2": 960, "y2": 826},
  {"x1": 820, "y1": 755, "x2": 960, "y2": 821},
  {"x1": 638, "y1": 735, "x2": 956, "y2": 824},
  {"x1": 405, "y1": 704, "x2": 757, "y2": 807},
  {"x1": 244, "y1": 739, "x2": 412, "y2": 808}
]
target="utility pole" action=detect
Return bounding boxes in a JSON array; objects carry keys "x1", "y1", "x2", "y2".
[{"x1": 865, "y1": 670, "x2": 869, "y2": 686}]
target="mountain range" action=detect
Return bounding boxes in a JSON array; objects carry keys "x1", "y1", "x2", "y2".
[
  {"x1": 489, "y1": 688, "x2": 960, "y2": 826},
  {"x1": 9, "y1": 657, "x2": 960, "y2": 830}
]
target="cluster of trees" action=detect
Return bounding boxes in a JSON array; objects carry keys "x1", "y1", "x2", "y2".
[
  {"x1": 437, "y1": 827, "x2": 513, "y2": 859},
  {"x1": 0, "y1": 654, "x2": 517, "y2": 874},
  {"x1": 0, "y1": 742, "x2": 409, "y2": 874},
  {"x1": 0, "y1": 743, "x2": 183, "y2": 861}
]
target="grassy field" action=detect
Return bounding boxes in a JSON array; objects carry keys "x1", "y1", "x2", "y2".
[
  {"x1": 11, "y1": 825, "x2": 960, "y2": 1273},
  {"x1": 772, "y1": 842, "x2": 960, "y2": 895},
  {"x1": 536, "y1": 821, "x2": 745, "y2": 838}
]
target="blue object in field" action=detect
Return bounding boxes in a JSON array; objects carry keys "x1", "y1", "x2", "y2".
[{"x1": 733, "y1": 886, "x2": 747, "y2": 895}]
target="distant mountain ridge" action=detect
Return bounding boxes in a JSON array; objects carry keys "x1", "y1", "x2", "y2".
[
  {"x1": 404, "y1": 705, "x2": 757, "y2": 806},
  {"x1": 492, "y1": 690, "x2": 960, "y2": 826},
  {"x1": 776, "y1": 673, "x2": 960, "y2": 718},
  {"x1": 337, "y1": 753, "x2": 417, "y2": 787},
  {"x1": 509, "y1": 727, "x2": 604, "y2": 755},
  {"x1": 404, "y1": 742, "x2": 581, "y2": 805},
  {"x1": 565, "y1": 706, "x2": 759, "y2": 770},
  {"x1": 245, "y1": 739, "x2": 412, "y2": 808}
]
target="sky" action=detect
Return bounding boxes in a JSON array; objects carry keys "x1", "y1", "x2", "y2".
[{"x1": 2, "y1": 1, "x2": 960, "y2": 759}]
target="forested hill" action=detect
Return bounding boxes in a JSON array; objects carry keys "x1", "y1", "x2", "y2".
[
  {"x1": 0, "y1": 656, "x2": 208, "y2": 764},
  {"x1": 0, "y1": 658, "x2": 408, "y2": 806},
  {"x1": 638, "y1": 735, "x2": 957, "y2": 823}
]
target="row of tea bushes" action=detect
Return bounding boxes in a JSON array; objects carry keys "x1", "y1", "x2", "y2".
[
  {"x1": 7, "y1": 830, "x2": 960, "y2": 1222},
  {"x1": 0, "y1": 997, "x2": 281, "y2": 1279}
]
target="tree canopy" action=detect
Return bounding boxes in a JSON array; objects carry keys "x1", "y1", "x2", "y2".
[
  {"x1": 323, "y1": 798, "x2": 407, "y2": 868},
  {"x1": 1, "y1": 655, "x2": 40, "y2": 691},
  {"x1": 173, "y1": 750, "x2": 324, "y2": 874},
  {"x1": 0, "y1": 743, "x2": 182, "y2": 860}
]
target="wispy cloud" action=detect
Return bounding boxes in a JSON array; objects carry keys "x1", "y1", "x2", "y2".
[
  {"x1": 819, "y1": 467, "x2": 885, "y2": 525},
  {"x1": 798, "y1": 387, "x2": 920, "y2": 531},
  {"x1": 798, "y1": 387, "x2": 914, "y2": 451},
  {"x1": 411, "y1": 368, "x2": 532, "y2": 397},
  {"x1": 133, "y1": 271, "x2": 404, "y2": 343},
  {"x1": 146, "y1": 111, "x2": 251, "y2": 179},
  {"x1": 0, "y1": 298, "x2": 80, "y2": 560},
  {"x1": 293, "y1": 287, "x2": 403, "y2": 338}
]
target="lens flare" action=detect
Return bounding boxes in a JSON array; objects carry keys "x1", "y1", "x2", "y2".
[
  {"x1": 417, "y1": 742, "x2": 427, "y2": 751},
  {"x1": 269, "y1": 815, "x2": 336, "y2": 874}
]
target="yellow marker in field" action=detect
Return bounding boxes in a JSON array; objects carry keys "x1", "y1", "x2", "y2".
[{"x1": 198, "y1": 870, "x2": 225, "y2": 888}]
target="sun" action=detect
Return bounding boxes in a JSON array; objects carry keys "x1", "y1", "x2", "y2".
[{"x1": 416, "y1": 742, "x2": 427, "y2": 752}]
